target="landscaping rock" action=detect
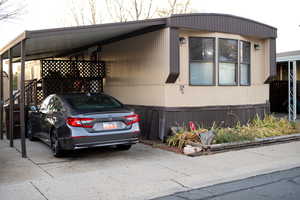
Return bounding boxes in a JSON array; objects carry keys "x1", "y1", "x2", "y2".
[
  {"x1": 183, "y1": 145, "x2": 202, "y2": 155},
  {"x1": 198, "y1": 130, "x2": 215, "y2": 145}
]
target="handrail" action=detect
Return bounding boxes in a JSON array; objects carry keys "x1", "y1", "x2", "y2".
[{"x1": 3, "y1": 79, "x2": 40, "y2": 106}]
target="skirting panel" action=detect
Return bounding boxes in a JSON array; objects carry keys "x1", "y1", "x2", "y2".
[{"x1": 128, "y1": 103, "x2": 270, "y2": 141}]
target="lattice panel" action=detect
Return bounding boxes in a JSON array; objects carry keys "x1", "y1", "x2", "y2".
[
  {"x1": 41, "y1": 60, "x2": 105, "y2": 79},
  {"x1": 40, "y1": 60, "x2": 105, "y2": 98}
]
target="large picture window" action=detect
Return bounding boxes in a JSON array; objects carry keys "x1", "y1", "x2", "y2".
[
  {"x1": 189, "y1": 37, "x2": 215, "y2": 85},
  {"x1": 218, "y1": 39, "x2": 238, "y2": 85},
  {"x1": 240, "y1": 41, "x2": 251, "y2": 85}
]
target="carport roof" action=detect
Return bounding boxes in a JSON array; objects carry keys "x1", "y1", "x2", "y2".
[
  {"x1": 277, "y1": 50, "x2": 300, "y2": 62},
  {"x1": 0, "y1": 13, "x2": 277, "y2": 61}
]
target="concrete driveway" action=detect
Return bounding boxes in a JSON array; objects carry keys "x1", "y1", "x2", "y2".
[{"x1": 1, "y1": 139, "x2": 300, "y2": 200}]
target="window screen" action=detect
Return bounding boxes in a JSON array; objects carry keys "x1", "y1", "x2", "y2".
[
  {"x1": 240, "y1": 41, "x2": 251, "y2": 85},
  {"x1": 189, "y1": 37, "x2": 215, "y2": 85},
  {"x1": 218, "y1": 39, "x2": 238, "y2": 85}
]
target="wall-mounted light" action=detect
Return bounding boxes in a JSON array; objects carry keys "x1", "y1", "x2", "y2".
[
  {"x1": 179, "y1": 37, "x2": 187, "y2": 45},
  {"x1": 254, "y1": 43, "x2": 261, "y2": 50}
]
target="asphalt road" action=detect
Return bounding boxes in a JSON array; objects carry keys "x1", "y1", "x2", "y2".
[{"x1": 153, "y1": 167, "x2": 300, "y2": 200}]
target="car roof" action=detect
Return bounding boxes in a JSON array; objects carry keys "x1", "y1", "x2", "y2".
[{"x1": 56, "y1": 93, "x2": 108, "y2": 98}]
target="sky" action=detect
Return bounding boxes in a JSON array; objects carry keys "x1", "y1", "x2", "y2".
[{"x1": 0, "y1": 0, "x2": 299, "y2": 53}]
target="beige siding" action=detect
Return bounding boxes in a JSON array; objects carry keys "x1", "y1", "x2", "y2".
[
  {"x1": 165, "y1": 30, "x2": 270, "y2": 107},
  {"x1": 102, "y1": 28, "x2": 170, "y2": 106}
]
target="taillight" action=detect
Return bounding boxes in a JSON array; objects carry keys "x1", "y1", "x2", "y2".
[
  {"x1": 66, "y1": 118, "x2": 94, "y2": 128},
  {"x1": 124, "y1": 114, "x2": 140, "y2": 125}
]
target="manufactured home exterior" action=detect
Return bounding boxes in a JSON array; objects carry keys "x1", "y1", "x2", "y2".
[
  {"x1": 101, "y1": 14, "x2": 277, "y2": 140},
  {"x1": 0, "y1": 13, "x2": 277, "y2": 142}
]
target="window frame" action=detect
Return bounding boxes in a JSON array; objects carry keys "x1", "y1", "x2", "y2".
[
  {"x1": 239, "y1": 40, "x2": 251, "y2": 86},
  {"x1": 188, "y1": 37, "x2": 216, "y2": 86},
  {"x1": 217, "y1": 38, "x2": 239, "y2": 86}
]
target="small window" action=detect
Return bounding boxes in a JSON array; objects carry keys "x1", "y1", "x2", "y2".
[
  {"x1": 218, "y1": 39, "x2": 238, "y2": 85},
  {"x1": 240, "y1": 41, "x2": 251, "y2": 85},
  {"x1": 189, "y1": 37, "x2": 215, "y2": 85}
]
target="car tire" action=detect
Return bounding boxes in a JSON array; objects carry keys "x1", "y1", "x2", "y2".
[
  {"x1": 116, "y1": 144, "x2": 132, "y2": 151},
  {"x1": 50, "y1": 129, "x2": 64, "y2": 157},
  {"x1": 27, "y1": 121, "x2": 37, "y2": 141}
]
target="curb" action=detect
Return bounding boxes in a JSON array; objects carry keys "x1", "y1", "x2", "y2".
[{"x1": 209, "y1": 133, "x2": 300, "y2": 151}]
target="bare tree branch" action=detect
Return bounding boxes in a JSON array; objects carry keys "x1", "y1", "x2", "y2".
[
  {"x1": 0, "y1": 0, "x2": 25, "y2": 22},
  {"x1": 157, "y1": 0, "x2": 193, "y2": 17}
]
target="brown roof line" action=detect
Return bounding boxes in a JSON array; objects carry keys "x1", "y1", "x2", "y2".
[
  {"x1": 170, "y1": 13, "x2": 277, "y2": 30},
  {"x1": 0, "y1": 13, "x2": 277, "y2": 56}
]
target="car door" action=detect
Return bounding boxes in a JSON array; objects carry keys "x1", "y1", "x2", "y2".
[
  {"x1": 48, "y1": 96, "x2": 65, "y2": 129},
  {"x1": 39, "y1": 95, "x2": 53, "y2": 140}
]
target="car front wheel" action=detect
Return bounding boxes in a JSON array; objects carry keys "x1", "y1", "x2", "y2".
[{"x1": 50, "y1": 129, "x2": 64, "y2": 157}]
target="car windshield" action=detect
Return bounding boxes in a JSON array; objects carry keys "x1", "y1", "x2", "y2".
[{"x1": 64, "y1": 94, "x2": 123, "y2": 112}]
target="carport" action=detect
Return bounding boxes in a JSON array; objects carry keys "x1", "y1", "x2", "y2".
[
  {"x1": 0, "y1": 13, "x2": 278, "y2": 158},
  {"x1": 270, "y1": 50, "x2": 300, "y2": 121},
  {"x1": 0, "y1": 18, "x2": 168, "y2": 158}
]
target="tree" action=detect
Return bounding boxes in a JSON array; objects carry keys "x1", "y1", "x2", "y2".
[
  {"x1": 67, "y1": 0, "x2": 102, "y2": 26},
  {"x1": 0, "y1": 0, "x2": 25, "y2": 22},
  {"x1": 105, "y1": 0, "x2": 129, "y2": 22},
  {"x1": 157, "y1": 0, "x2": 193, "y2": 17}
]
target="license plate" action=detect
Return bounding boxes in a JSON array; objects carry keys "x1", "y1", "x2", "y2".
[{"x1": 103, "y1": 122, "x2": 118, "y2": 130}]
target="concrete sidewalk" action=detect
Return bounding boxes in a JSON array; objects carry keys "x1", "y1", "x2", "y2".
[{"x1": 0, "y1": 139, "x2": 300, "y2": 200}]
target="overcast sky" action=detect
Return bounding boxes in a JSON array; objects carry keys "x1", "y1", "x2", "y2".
[{"x1": 0, "y1": 0, "x2": 299, "y2": 53}]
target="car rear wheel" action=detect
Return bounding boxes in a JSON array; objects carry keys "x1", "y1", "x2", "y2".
[
  {"x1": 116, "y1": 144, "x2": 132, "y2": 151},
  {"x1": 27, "y1": 121, "x2": 37, "y2": 141},
  {"x1": 50, "y1": 129, "x2": 64, "y2": 157}
]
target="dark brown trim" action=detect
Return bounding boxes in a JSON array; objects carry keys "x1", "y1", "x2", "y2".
[
  {"x1": 269, "y1": 39, "x2": 277, "y2": 76},
  {"x1": 20, "y1": 40, "x2": 27, "y2": 158},
  {"x1": 8, "y1": 49, "x2": 14, "y2": 147},
  {"x1": 166, "y1": 28, "x2": 180, "y2": 83},
  {"x1": 128, "y1": 103, "x2": 270, "y2": 141},
  {"x1": 167, "y1": 14, "x2": 277, "y2": 39}
]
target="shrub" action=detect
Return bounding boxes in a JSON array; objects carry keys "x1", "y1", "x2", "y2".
[{"x1": 167, "y1": 115, "x2": 298, "y2": 148}]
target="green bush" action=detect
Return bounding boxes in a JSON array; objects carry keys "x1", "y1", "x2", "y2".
[
  {"x1": 166, "y1": 115, "x2": 298, "y2": 148},
  {"x1": 213, "y1": 115, "x2": 297, "y2": 144}
]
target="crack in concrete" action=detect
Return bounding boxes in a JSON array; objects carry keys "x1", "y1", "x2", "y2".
[
  {"x1": 170, "y1": 179, "x2": 191, "y2": 189},
  {"x1": 30, "y1": 181, "x2": 49, "y2": 200},
  {"x1": 158, "y1": 164, "x2": 191, "y2": 177},
  {"x1": 27, "y1": 157, "x2": 54, "y2": 178}
]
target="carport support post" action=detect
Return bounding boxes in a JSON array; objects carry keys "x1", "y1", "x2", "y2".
[
  {"x1": 0, "y1": 55, "x2": 3, "y2": 140},
  {"x1": 20, "y1": 40, "x2": 27, "y2": 158},
  {"x1": 293, "y1": 61, "x2": 297, "y2": 121},
  {"x1": 8, "y1": 48, "x2": 14, "y2": 147}
]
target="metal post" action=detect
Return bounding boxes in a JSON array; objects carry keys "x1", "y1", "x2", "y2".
[
  {"x1": 20, "y1": 40, "x2": 27, "y2": 158},
  {"x1": 293, "y1": 60, "x2": 297, "y2": 121},
  {"x1": 288, "y1": 61, "x2": 291, "y2": 121},
  {"x1": 8, "y1": 49, "x2": 14, "y2": 147},
  {"x1": 0, "y1": 55, "x2": 3, "y2": 140}
]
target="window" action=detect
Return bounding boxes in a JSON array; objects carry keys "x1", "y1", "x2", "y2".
[
  {"x1": 218, "y1": 39, "x2": 238, "y2": 85},
  {"x1": 64, "y1": 94, "x2": 123, "y2": 112},
  {"x1": 240, "y1": 41, "x2": 251, "y2": 85},
  {"x1": 189, "y1": 37, "x2": 215, "y2": 85}
]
